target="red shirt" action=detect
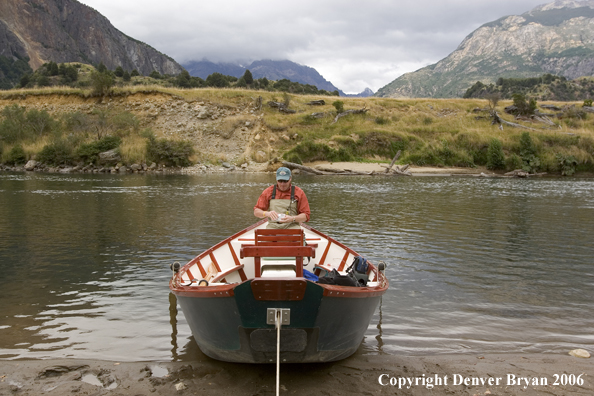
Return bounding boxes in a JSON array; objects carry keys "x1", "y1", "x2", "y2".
[{"x1": 254, "y1": 184, "x2": 311, "y2": 222}]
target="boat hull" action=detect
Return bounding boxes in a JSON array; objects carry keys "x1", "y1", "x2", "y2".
[{"x1": 175, "y1": 279, "x2": 382, "y2": 363}]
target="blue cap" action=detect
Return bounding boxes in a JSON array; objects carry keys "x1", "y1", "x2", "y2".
[{"x1": 276, "y1": 167, "x2": 291, "y2": 181}]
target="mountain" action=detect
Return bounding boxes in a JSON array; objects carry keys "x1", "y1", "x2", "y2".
[
  {"x1": 0, "y1": 0, "x2": 184, "y2": 76},
  {"x1": 342, "y1": 87, "x2": 375, "y2": 98},
  {"x1": 376, "y1": 0, "x2": 594, "y2": 98},
  {"x1": 184, "y1": 59, "x2": 340, "y2": 92},
  {"x1": 182, "y1": 60, "x2": 247, "y2": 80}
]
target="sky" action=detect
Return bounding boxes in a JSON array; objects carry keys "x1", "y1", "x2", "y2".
[{"x1": 77, "y1": 0, "x2": 549, "y2": 94}]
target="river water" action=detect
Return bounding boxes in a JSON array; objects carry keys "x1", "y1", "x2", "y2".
[{"x1": 0, "y1": 172, "x2": 593, "y2": 362}]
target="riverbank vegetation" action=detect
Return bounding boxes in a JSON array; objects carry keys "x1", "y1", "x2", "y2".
[{"x1": 1, "y1": 84, "x2": 593, "y2": 175}]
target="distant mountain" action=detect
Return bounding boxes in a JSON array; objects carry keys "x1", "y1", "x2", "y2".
[
  {"x1": 183, "y1": 60, "x2": 247, "y2": 80},
  {"x1": 183, "y1": 58, "x2": 373, "y2": 97},
  {"x1": 184, "y1": 59, "x2": 340, "y2": 92},
  {"x1": 0, "y1": 0, "x2": 184, "y2": 76},
  {"x1": 342, "y1": 87, "x2": 375, "y2": 98},
  {"x1": 376, "y1": 0, "x2": 594, "y2": 98}
]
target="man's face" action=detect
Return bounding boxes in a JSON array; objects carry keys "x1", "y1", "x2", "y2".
[{"x1": 276, "y1": 178, "x2": 291, "y2": 191}]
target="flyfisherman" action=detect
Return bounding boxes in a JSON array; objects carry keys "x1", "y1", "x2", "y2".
[{"x1": 253, "y1": 167, "x2": 310, "y2": 229}]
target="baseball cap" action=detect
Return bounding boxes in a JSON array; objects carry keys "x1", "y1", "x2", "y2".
[{"x1": 276, "y1": 167, "x2": 291, "y2": 181}]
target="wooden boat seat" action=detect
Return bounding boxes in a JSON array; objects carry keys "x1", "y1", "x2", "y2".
[
  {"x1": 240, "y1": 229, "x2": 315, "y2": 277},
  {"x1": 210, "y1": 264, "x2": 245, "y2": 283}
]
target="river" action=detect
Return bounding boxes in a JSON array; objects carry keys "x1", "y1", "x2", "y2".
[{"x1": 0, "y1": 172, "x2": 593, "y2": 361}]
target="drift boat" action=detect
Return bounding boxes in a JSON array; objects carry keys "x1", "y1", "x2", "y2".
[{"x1": 169, "y1": 220, "x2": 388, "y2": 363}]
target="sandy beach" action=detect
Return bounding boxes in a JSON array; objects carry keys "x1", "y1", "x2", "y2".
[{"x1": 1, "y1": 352, "x2": 591, "y2": 396}]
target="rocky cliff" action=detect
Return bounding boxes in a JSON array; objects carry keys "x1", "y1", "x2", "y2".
[
  {"x1": 0, "y1": 0, "x2": 184, "y2": 75},
  {"x1": 376, "y1": 0, "x2": 594, "y2": 98}
]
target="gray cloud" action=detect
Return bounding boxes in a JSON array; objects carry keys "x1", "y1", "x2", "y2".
[{"x1": 79, "y1": 0, "x2": 547, "y2": 93}]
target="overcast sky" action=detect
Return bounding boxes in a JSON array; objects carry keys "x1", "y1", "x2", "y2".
[{"x1": 77, "y1": 0, "x2": 548, "y2": 94}]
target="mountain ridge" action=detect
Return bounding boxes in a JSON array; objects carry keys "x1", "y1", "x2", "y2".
[
  {"x1": 376, "y1": 0, "x2": 594, "y2": 98},
  {"x1": 0, "y1": 0, "x2": 184, "y2": 76},
  {"x1": 183, "y1": 59, "x2": 374, "y2": 97}
]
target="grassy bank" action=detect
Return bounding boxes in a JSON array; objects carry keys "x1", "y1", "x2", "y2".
[{"x1": 1, "y1": 86, "x2": 593, "y2": 175}]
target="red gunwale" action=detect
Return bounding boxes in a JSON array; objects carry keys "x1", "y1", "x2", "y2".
[{"x1": 171, "y1": 220, "x2": 389, "y2": 298}]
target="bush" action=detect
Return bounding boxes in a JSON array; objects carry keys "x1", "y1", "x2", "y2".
[
  {"x1": 285, "y1": 140, "x2": 353, "y2": 163},
  {"x1": 76, "y1": 136, "x2": 122, "y2": 164},
  {"x1": 557, "y1": 153, "x2": 578, "y2": 176},
  {"x1": 332, "y1": 101, "x2": 344, "y2": 114},
  {"x1": 519, "y1": 132, "x2": 540, "y2": 172},
  {"x1": 90, "y1": 70, "x2": 114, "y2": 96},
  {"x1": 0, "y1": 104, "x2": 27, "y2": 143},
  {"x1": 486, "y1": 138, "x2": 505, "y2": 170},
  {"x1": 146, "y1": 137, "x2": 194, "y2": 167},
  {"x1": 511, "y1": 93, "x2": 537, "y2": 116},
  {"x1": 26, "y1": 108, "x2": 55, "y2": 137},
  {"x1": 6, "y1": 145, "x2": 27, "y2": 165},
  {"x1": 505, "y1": 153, "x2": 523, "y2": 171},
  {"x1": 37, "y1": 140, "x2": 74, "y2": 166}
]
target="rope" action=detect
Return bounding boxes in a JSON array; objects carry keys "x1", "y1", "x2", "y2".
[{"x1": 276, "y1": 310, "x2": 281, "y2": 396}]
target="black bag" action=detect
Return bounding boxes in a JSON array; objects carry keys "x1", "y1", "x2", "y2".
[
  {"x1": 347, "y1": 256, "x2": 369, "y2": 286},
  {"x1": 317, "y1": 269, "x2": 359, "y2": 287}
]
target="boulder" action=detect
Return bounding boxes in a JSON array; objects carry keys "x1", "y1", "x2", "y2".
[
  {"x1": 99, "y1": 149, "x2": 121, "y2": 165},
  {"x1": 569, "y1": 349, "x2": 590, "y2": 358},
  {"x1": 24, "y1": 160, "x2": 38, "y2": 171}
]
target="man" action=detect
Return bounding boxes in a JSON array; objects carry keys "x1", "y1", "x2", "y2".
[{"x1": 253, "y1": 167, "x2": 310, "y2": 229}]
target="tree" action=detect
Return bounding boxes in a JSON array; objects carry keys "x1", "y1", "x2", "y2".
[
  {"x1": 123, "y1": 70, "x2": 131, "y2": 82},
  {"x1": 511, "y1": 93, "x2": 537, "y2": 116},
  {"x1": 205, "y1": 72, "x2": 230, "y2": 88},
  {"x1": 486, "y1": 138, "x2": 505, "y2": 170},
  {"x1": 149, "y1": 70, "x2": 161, "y2": 79},
  {"x1": 242, "y1": 69, "x2": 254, "y2": 86},
  {"x1": 19, "y1": 73, "x2": 31, "y2": 88},
  {"x1": 175, "y1": 70, "x2": 191, "y2": 88},
  {"x1": 96, "y1": 62, "x2": 107, "y2": 73},
  {"x1": 114, "y1": 66, "x2": 124, "y2": 77},
  {"x1": 90, "y1": 70, "x2": 114, "y2": 96},
  {"x1": 131, "y1": 69, "x2": 140, "y2": 77}
]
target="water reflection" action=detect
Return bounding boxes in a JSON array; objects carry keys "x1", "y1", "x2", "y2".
[{"x1": 0, "y1": 172, "x2": 593, "y2": 361}]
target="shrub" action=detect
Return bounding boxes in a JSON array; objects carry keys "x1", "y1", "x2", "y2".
[
  {"x1": 584, "y1": 99, "x2": 593, "y2": 107},
  {"x1": 519, "y1": 132, "x2": 540, "y2": 172},
  {"x1": 0, "y1": 104, "x2": 27, "y2": 143},
  {"x1": 76, "y1": 136, "x2": 122, "y2": 164},
  {"x1": 26, "y1": 108, "x2": 55, "y2": 137},
  {"x1": 511, "y1": 93, "x2": 537, "y2": 116},
  {"x1": 283, "y1": 152, "x2": 302, "y2": 164},
  {"x1": 486, "y1": 138, "x2": 505, "y2": 170},
  {"x1": 332, "y1": 101, "x2": 344, "y2": 114},
  {"x1": 285, "y1": 140, "x2": 353, "y2": 163},
  {"x1": 90, "y1": 70, "x2": 114, "y2": 96},
  {"x1": 283, "y1": 92, "x2": 291, "y2": 108},
  {"x1": 557, "y1": 153, "x2": 578, "y2": 176},
  {"x1": 505, "y1": 154, "x2": 523, "y2": 171},
  {"x1": 37, "y1": 140, "x2": 74, "y2": 166},
  {"x1": 146, "y1": 137, "x2": 194, "y2": 167},
  {"x1": 6, "y1": 145, "x2": 27, "y2": 165}
]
